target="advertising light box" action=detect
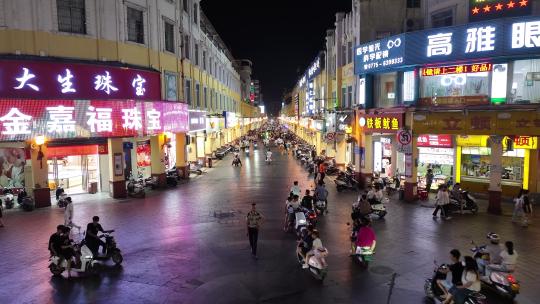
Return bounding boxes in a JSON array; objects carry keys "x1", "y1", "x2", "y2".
[
  {"x1": 354, "y1": 16, "x2": 540, "y2": 74},
  {"x1": 0, "y1": 99, "x2": 188, "y2": 141}
]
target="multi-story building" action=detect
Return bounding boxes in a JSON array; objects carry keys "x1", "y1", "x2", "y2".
[{"x1": 0, "y1": 0, "x2": 261, "y2": 207}]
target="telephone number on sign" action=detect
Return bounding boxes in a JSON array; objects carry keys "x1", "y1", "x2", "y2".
[{"x1": 382, "y1": 57, "x2": 403, "y2": 66}]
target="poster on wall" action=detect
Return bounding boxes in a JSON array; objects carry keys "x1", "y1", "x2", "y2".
[
  {"x1": 405, "y1": 153, "x2": 413, "y2": 178},
  {"x1": 136, "y1": 140, "x2": 151, "y2": 167},
  {"x1": 0, "y1": 147, "x2": 26, "y2": 188}
]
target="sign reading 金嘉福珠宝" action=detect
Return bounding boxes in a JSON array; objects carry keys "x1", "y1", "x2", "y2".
[
  {"x1": 354, "y1": 16, "x2": 540, "y2": 74},
  {"x1": 0, "y1": 99, "x2": 188, "y2": 141},
  {"x1": 0, "y1": 60, "x2": 161, "y2": 100}
]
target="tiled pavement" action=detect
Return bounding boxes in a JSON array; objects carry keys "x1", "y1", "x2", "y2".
[{"x1": 0, "y1": 147, "x2": 538, "y2": 304}]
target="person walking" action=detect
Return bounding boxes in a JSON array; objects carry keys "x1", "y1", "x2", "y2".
[
  {"x1": 246, "y1": 203, "x2": 264, "y2": 259},
  {"x1": 521, "y1": 190, "x2": 532, "y2": 227},
  {"x1": 433, "y1": 185, "x2": 451, "y2": 220},
  {"x1": 64, "y1": 197, "x2": 81, "y2": 233}
]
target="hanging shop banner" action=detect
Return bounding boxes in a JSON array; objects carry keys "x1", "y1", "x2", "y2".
[
  {"x1": 413, "y1": 111, "x2": 540, "y2": 136},
  {"x1": 0, "y1": 60, "x2": 161, "y2": 100},
  {"x1": 417, "y1": 134, "x2": 453, "y2": 148},
  {"x1": 0, "y1": 147, "x2": 26, "y2": 188},
  {"x1": 225, "y1": 112, "x2": 238, "y2": 128},
  {"x1": 0, "y1": 99, "x2": 188, "y2": 141},
  {"x1": 358, "y1": 113, "x2": 403, "y2": 133},
  {"x1": 355, "y1": 15, "x2": 540, "y2": 74},
  {"x1": 136, "y1": 140, "x2": 151, "y2": 167},
  {"x1": 188, "y1": 110, "x2": 207, "y2": 132},
  {"x1": 207, "y1": 117, "x2": 224, "y2": 133}
]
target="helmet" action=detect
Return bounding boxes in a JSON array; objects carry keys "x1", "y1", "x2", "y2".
[{"x1": 487, "y1": 232, "x2": 500, "y2": 244}]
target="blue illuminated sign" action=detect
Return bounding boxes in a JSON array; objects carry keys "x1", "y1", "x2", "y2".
[{"x1": 354, "y1": 16, "x2": 540, "y2": 75}]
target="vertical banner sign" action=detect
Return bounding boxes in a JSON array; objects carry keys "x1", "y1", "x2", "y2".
[
  {"x1": 491, "y1": 63, "x2": 508, "y2": 103},
  {"x1": 405, "y1": 153, "x2": 413, "y2": 178},
  {"x1": 358, "y1": 78, "x2": 366, "y2": 105}
]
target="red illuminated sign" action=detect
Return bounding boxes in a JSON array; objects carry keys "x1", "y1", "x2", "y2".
[
  {"x1": 417, "y1": 134, "x2": 453, "y2": 148},
  {"x1": 469, "y1": 0, "x2": 532, "y2": 22},
  {"x1": 0, "y1": 60, "x2": 161, "y2": 100},
  {"x1": 0, "y1": 99, "x2": 188, "y2": 141},
  {"x1": 422, "y1": 63, "x2": 492, "y2": 76}
]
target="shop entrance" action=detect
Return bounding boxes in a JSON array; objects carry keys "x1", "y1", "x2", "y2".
[
  {"x1": 48, "y1": 145, "x2": 102, "y2": 195},
  {"x1": 373, "y1": 135, "x2": 395, "y2": 177}
]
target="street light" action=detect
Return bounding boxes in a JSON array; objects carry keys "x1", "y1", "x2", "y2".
[{"x1": 34, "y1": 135, "x2": 46, "y2": 169}]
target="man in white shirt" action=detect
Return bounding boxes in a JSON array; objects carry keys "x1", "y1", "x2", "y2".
[{"x1": 290, "y1": 181, "x2": 301, "y2": 197}]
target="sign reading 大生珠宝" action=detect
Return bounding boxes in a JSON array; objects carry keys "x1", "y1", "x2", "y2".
[{"x1": 354, "y1": 16, "x2": 540, "y2": 74}]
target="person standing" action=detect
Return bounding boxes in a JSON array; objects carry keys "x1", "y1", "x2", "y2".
[
  {"x1": 64, "y1": 197, "x2": 81, "y2": 233},
  {"x1": 521, "y1": 190, "x2": 532, "y2": 227},
  {"x1": 246, "y1": 203, "x2": 264, "y2": 259},
  {"x1": 425, "y1": 169, "x2": 434, "y2": 193}
]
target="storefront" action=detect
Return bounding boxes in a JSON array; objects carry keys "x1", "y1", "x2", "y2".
[
  {"x1": 0, "y1": 58, "x2": 190, "y2": 206},
  {"x1": 188, "y1": 110, "x2": 207, "y2": 164},
  {"x1": 417, "y1": 134, "x2": 454, "y2": 190}
]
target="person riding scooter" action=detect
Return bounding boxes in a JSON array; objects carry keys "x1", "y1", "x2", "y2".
[
  {"x1": 296, "y1": 225, "x2": 314, "y2": 262},
  {"x1": 367, "y1": 185, "x2": 384, "y2": 204},
  {"x1": 85, "y1": 216, "x2": 113, "y2": 255},
  {"x1": 476, "y1": 233, "x2": 503, "y2": 276},
  {"x1": 304, "y1": 230, "x2": 327, "y2": 268},
  {"x1": 355, "y1": 217, "x2": 376, "y2": 255},
  {"x1": 301, "y1": 190, "x2": 314, "y2": 210}
]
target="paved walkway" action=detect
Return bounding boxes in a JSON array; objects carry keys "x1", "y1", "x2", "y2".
[{"x1": 0, "y1": 147, "x2": 538, "y2": 304}]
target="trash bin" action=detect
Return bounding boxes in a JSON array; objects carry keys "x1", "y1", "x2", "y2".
[
  {"x1": 88, "y1": 182, "x2": 98, "y2": 194},
  {"x1": 207, "y1": 158, "x2": 213, "y2": 168},
  {"x1": 399, "y1": 189, "x2": 405, "y2": 200}
]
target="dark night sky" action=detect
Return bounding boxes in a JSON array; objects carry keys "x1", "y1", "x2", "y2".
[{"x1": 201, "y1": 0, "x2": 351, "y2": 115}]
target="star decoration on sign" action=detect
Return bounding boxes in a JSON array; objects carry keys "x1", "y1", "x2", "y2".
[
  {"x1": 472, "y1": 7, "x2": 480, "y2": 14},
  {"x1": 519, "y1": 0, "x2": 528, "y2": 7},
  {"x1": 484, "y1": 5, "x2": 491, "y2": 12},
  {"x1": 507, "y1": 1, "x2": 515, "y2": 8},
  {"x1": 495, "y1": 3, "x2": 503, "y2": 10}
]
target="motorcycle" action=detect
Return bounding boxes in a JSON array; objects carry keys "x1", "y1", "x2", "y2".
[
  {"x1": 232, "y1": 157, "x2": 242, "y2": 167},
  {"x1": 296, "y1": 247, "x2": 329, "y2": 281},
  {"x1": 449, "y1": 191, "x2": 479, "y2": 214},
  {"x1": 143, "y1": 176, "x2": 158, "y2": 190},
  {"x1": 353, "y1": 198, "x2": 388, "y2": 219},
  {"x1": 17, "y1": 189, "x2": 35, "y2": 211},
  {"x1": 165, "y1": 169, "x2": 178, "y2": 187},
  {"x1": 335, "y1": 174, "x2": 359, "y2": 192},
  {"x1": 470, "y1": 242, "x2": 520, "y2": 300},
  {"x1": 189, "y1": 162, "x2": 203, "y2": 175},
  {"x1": 93, "y1": 231, "x2": 124, "y2": 265},
  {"x1": 325, "y1": 165, "x2": 340, "y2": 176},
  {"x1": 3, "y1": 188, "x2": 14, "y2": 209},
  {"x1": 314, "y1": 200, "x2": 327, "y2": 216},
  {"x1": 424, "y1": 261, "x2": 487, "y2": 304},
  {"x1": 49, "y1": 241, "x2": 100, "y2": 276},
  {"x1": 57, "y1": 192, "x2": 69, "y2": 208},
  {"x1": 127, "y1": 175, "x2": 145, "y2": 198}
]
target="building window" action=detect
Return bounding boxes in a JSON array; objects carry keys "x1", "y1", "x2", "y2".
[
  {"x1": 461, "y1": 146, "x2": 525, "y2": 184},
  {"x1": 183, "y1": 0, "x2": 188, "y2": 12},
  {"x1": 431, "y1": 9, "x2": 453, "y2": 28},
  {"x1": 203, "y1": 87, "x2": 208, "y2": 108},
  {"x1": 185, "y1": 79, "x2": 192, "y2": 105},
  {"x1": 347, "y1": 41, "x2": 353, "y2": 64},
  {"x1": 164, "y1": 22, "x2": 174, "y2": 53},
  {"x1": 195, "y1": 83, "x2": 200, "y2": 107},
  {"x1": 202, "y1": 51, "x2": 207, "y2": 70},
  {"x1": 57, "y1": 0, "x2": 86, "y2": 34},
  {"x1": 341, "y1": 87, "x2": 347, "y2": 107},
  {"x1": 374, "y1": 72, "x2": 397, "y2": 108},
  {"x1": 419, "y1": 68, "x2": 489, "y2": 106},
  {"x1": 127, "y1": 7, "x2": 144, "y2": 44},
  {"x1": 183, "y1": 35, "x2": 190, "y2": 59},
  {"x1": 511, "y1": 59, "x2": 540, "y2": 104},
  {"x1": 194, "y1": 43, "x2": 199, "y2": 66},
  {"x1": 347, "y1": 86, "x2": 353, "y2": 107},
  {"x1": 193, "y1": 3, "x2": 198, "y2": 24},
  {"x1": 407, "y1": 0, "x2": 421, "y2": 8}
]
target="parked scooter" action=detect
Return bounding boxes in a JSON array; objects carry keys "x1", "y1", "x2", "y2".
[
  {"x1": 335, "y1": 174, "x2": 359, "y2": 192},
  {"x1": 57, "y1": 192, "x2": 69, "y2": 208},
  {"x1": 165, "y1": 168, "x2": 178, "y2": 187},
  {"x1": 18, "y1": 189, "x2": 35, "y2": 211},
  {"x1": 127, "y1": 174, "x2": 145, "y2": 198},
  {"x1": 314, "y1": 199, "x2": 327, "y2": 216},
  {"x1": 471, "y1": 240, "x2": 520, "y2": 300},
  {"x1": 2, "y1": 188, "x2": 14, "y2": 209},
  {"x1": 296, "y1": 245, "x2": 329, "y2": 281},
  {"x1": 449, "y1": 191, "x2": 479, "y2": 214},
  {"x1": 352, "y1": 198, "x2": 388, "y2": 219},
  {"x1": 424, "y1": 261, "x2": 487, "y2": 303}
]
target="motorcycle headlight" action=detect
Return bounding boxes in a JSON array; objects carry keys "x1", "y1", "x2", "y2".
[{"x1": 85, "y1": 256, "x2": 93, "y2": 259}]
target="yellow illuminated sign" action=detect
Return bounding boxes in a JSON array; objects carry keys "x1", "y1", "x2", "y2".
[{"x1": 456, "y1": 135, "x2": 537, "y2": 149}]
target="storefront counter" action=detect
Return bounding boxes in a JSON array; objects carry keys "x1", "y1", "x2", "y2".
[{"x1": 460, "y1": 176, "x2": 522, "y2": 197}]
